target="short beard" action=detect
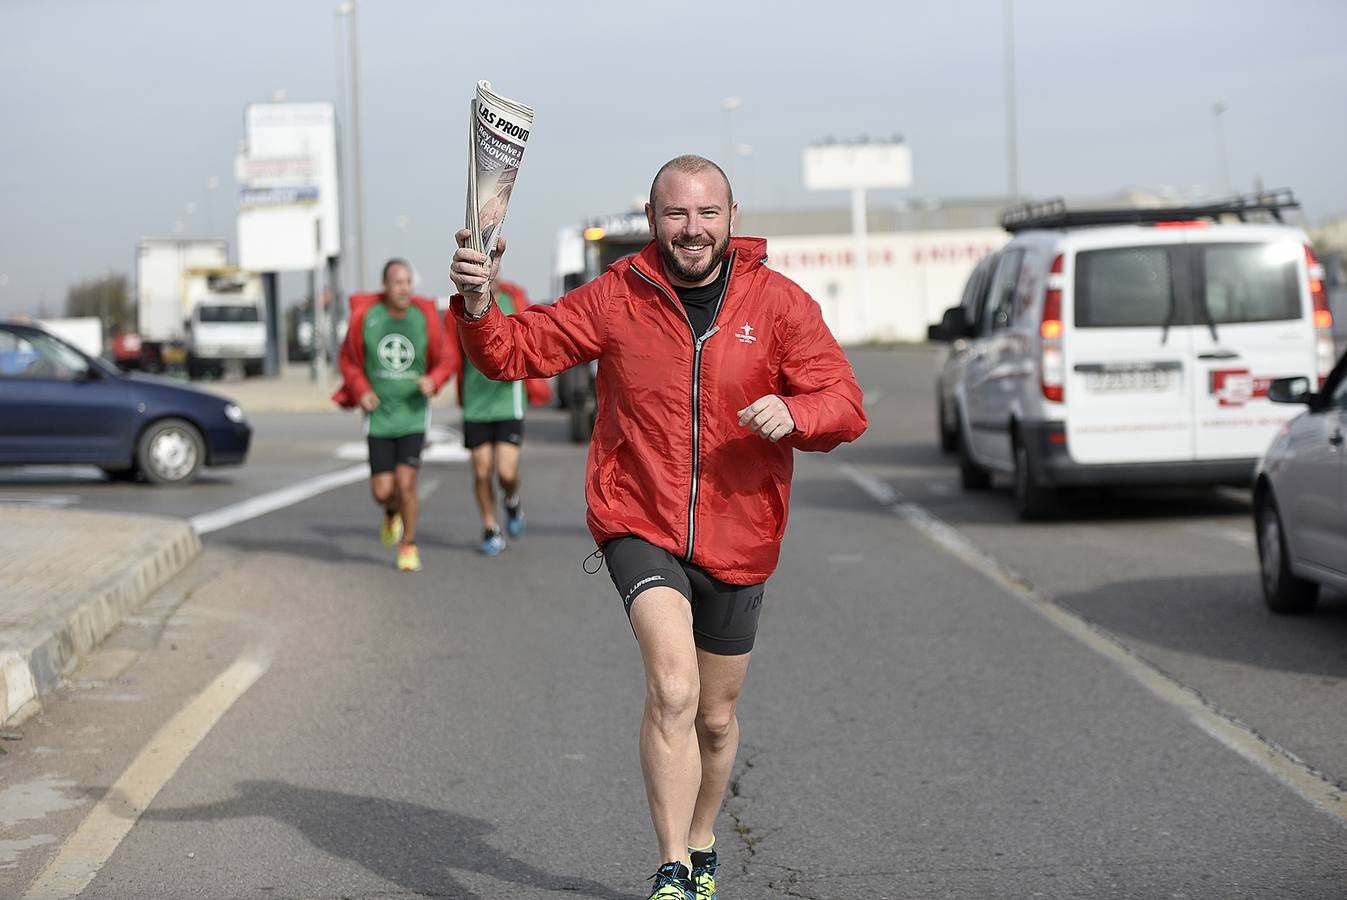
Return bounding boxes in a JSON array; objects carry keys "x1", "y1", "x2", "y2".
[{"x1": 657, "y1": 232, "x2": 730, "y2": 285}]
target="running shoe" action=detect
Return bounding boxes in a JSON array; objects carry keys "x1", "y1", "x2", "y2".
[
  {"x1": 504, "y1": 497, "x2": 525, "y2": 538},
  {"x1": 380, "y1": 512, "x2": 403, "y2": 547},
  {"x1": 397, "y1": 543, "x2": 421, "y2": 572},
  {"x1": 480, "y1": 527, "x2": 506, "y2": 557},
  {"x1": 646, "y1": 862, "x2": 695, "y2": 900},
  {"x1": 690, "y1": 849, "x2": 718, "y2": 899}
]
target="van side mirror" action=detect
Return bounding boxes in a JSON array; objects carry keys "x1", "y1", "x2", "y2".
[
  {"x1": 928, "y1": 307, "x2": 970, "y2": 342},
  {"x1": 1266, "y1": 376, "x2": 1312, "y2": 405}
]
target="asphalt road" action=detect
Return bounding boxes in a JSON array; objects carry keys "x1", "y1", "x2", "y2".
[{"x1": 2, "y1": 346, "x2": 1344, "y2": 899}]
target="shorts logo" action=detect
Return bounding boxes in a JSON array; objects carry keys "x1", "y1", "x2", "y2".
[
  {"x1": 736, "y1": 323, "x2": 758, "y2": 344},
  {"x1": 377, "y1": 333, "x2": 416, "y2": 373},
  {"x1": 625, "y1": 574, "x2": 666, "y2": 606}
]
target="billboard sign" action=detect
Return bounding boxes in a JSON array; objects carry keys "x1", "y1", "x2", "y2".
[
  {"x1": 237, "y1": 102, "x2": 340, "y2": 272},
  {"x1": 804, "y1": 141, "x2": 913, "y2": 191}
]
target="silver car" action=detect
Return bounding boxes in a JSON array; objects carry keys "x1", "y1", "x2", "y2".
[{"x1": 1254, "y1": 350, "x2": 1347, "y2": 612}]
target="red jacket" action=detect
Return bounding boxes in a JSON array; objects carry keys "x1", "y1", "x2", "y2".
[
  {"x1": 451, "y1": 236, "x2": 867, "y2": 584},
  {"x1": 442, "y1": 280, "x2": 552, "y2": 408},
  {"x1": 332, "y1": 294, "x2": 455, "y2": 408}
]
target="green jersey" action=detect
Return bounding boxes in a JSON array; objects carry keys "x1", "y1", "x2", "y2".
[
  {"x1": 363, "y1": 302, "x2": 430, "y2": 438},
  {"x1": 462, "y1": 287, "x2": 525, "y2": 423}
]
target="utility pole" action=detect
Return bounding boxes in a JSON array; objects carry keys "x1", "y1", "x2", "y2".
[
  {"x1": 339, "y1": 1, "x2": 367, "y2": 291},
  {"x1": 1005, "y1": 0, "x2": 1019, "y2": 200}
]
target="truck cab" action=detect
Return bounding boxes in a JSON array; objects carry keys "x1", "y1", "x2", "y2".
[{"x1": 185, "y1": 269, "x2": 267, "y2": 379}]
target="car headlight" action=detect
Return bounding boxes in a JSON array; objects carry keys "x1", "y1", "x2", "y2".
[{"x1": 224, "y1": 403, "x2": 246, "y2": 424}]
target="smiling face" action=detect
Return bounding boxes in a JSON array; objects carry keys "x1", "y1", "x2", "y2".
[{"x1": 645, "y1": 166, "x2": 737, "y2": 288}]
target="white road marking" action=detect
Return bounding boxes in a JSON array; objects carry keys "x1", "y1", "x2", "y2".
[
  {"x1": 838, "y1": 463, "x2": 1347, "y2": 827},
  {"x1": 21, "y1": 646, "x2": 270, "y2": 900},
  {"x1": 189, "y1": 465, "x2": 369, "y2": 534},
  {"x1": 0, "y1": 493, "x2": 80, "y2": 508},
  {"x1": 335, "y1": 442, "x2": 468, "y2": 463}
]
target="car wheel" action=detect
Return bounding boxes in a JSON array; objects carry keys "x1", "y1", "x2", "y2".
[
  {"x1": 1013, "y1": 440, "x2": 1058, "y2": 521},
  {"x1": 958, "y1": 420, "x2": 992, "y2": 491},
  {"x1": 937, "y1": 388, "x2": 958, "y2": 454},
  {"x1": 1256, "y1": 496, "x2": 1319, "y2": 614},
  {"x1": 137, "y1": 418, "x2": 204, "y2": 486}
]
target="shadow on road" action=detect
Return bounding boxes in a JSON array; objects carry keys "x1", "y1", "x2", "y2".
[
  {"x1": 146, "y1": 779, "x2": 629, "y2": 899},
  {"x1": 1058, "y1": 573, "x2": 1347, "y2": 677}
]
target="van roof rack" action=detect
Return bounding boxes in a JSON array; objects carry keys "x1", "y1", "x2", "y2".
[{"x1": 1000, "y1": 189, "x2": 1300, "y2": 232}]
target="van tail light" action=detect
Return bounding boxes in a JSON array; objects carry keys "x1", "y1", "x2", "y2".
[
  {"x1": 1041, "y1": 254, "x2": 1065, "y2": 402},
  {"x1": 1306, "y1": 245, "x2": 1334, "y2": 387}
]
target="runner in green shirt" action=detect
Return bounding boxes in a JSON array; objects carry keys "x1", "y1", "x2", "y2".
[
  {"x1": 334, "y1": 258, "x2": 453, "y2": 572},
  {"x1": 457, "y1": 279, "x2": 534, "y2": 556}
]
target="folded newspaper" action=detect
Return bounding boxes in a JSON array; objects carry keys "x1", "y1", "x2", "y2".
[{"x1": 466, "y1": 80, "x2": 534, "y2": 274}]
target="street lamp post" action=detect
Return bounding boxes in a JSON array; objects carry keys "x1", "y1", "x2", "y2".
[
  {"x1": 337, "y1": 1, "x2": 367, "y2": 292},
  {"x1": 721, "y1": 96, "x2": 741, "y2": 184},
  {"x1": 1004, "y1": 0, "x2": 1019, "y2": 200},
  {"x1": 1212, "y1": 101, "x2": 1231, "y2": 195}
]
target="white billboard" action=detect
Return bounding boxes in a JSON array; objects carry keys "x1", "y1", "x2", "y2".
[
  {"x1": 237, "y1": 102, "x2": 340, "y2": 272},
  {"x1": 803, "y1": 142, "x2": 913, "y2": 191}
]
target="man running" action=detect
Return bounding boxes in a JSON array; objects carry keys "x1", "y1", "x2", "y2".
[
  {"x1": 443, "y1": 278, "x2": 551, "y2": 556},
  {"x1": 449, "y1": 155, "x2": 866, "y2": 899},
  {"x1": 333, "y1": 259, "x2": 454, "y2": 572}
]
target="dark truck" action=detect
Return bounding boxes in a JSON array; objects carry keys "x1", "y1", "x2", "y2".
[{"x1": 551, "y1": 211, "x2": 651, "y2": 442}]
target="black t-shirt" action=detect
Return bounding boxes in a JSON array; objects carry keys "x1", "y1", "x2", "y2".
[{"x1": 672, "y1": 262, "x2": 728, "y2": 339}]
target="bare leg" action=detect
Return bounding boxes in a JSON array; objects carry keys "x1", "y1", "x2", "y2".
[
  {"x1": 469, "y1": 444, "x2": 497, "y2": 531},
  {"x1": 370, "y1": 472, "x2": 396, "y2": 513},
  {"x1": 689, "y1": 648, "x2": 751, "y2": 850},
  {"x1": 630, "y1": 586, "x2": 700, "y2": 870},
  {"x1": 494, "y1": 441, "x2": 521, "y2": 500},
  {"x1": 393, "y1": 464, "x2": 419, "y2": 544}
]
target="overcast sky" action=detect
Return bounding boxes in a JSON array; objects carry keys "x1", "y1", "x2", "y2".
[{"x1": 2, "y1": 0, "x2": 1345, "y2": 317}]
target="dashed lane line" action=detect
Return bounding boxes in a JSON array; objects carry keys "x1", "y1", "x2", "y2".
[{"x1": 838, "y1": 463, "x2": 1347, "y2": 827}]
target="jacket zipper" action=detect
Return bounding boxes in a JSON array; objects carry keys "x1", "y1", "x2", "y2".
[{"x1": 631, "y1": 252, "x2": 734, "y2": 558}]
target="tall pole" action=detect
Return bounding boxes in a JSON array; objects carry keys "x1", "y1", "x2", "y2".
[
  {"x1": 851, "y1": 186, "x2": 870, "y2": 342},
  {"x1": 345, "y1": 0, "x2": 367, "y2": 292},
  {"x1": 721, "y1": 97, "x2": 741, "y2": 186},
  {"x1": 1212, "y1": 101, "x2": 1231, "y2": 195},
  {"x1": 1004, "y1": 0, "x2": 1019, "y2": 200}
]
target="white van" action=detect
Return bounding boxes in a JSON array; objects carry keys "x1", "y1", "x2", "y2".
[{"x1": 932, "y1": 191, "x2": 1337, "y2": 518}]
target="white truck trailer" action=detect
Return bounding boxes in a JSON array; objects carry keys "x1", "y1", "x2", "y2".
[{"x1": 134, "y1": 238, "x2": 229, "y2": 372}]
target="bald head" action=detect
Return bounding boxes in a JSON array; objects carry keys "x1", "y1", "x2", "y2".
[{"x1": 649, "y1": 155, "x2": 733, "y2": 208}]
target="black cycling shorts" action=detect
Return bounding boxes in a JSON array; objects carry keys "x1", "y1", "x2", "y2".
[
  {"x1": 463, "y1": 419, "x2": 525, "y2": 450},
  {"x1": 603, "y1": 535, "x2": 764, "y2": 656},
  {"x1": 367, "y1": 433, "x2": 425, "y2": 474}
]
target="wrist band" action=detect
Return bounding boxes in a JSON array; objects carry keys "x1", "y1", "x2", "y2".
[{"x1": 463, "y1": 295, "x2": 494, "y2": 321}]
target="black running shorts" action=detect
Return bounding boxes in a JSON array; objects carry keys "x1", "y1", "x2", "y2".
[
  {"x1": 367, "y1": 432, "x2": 425, "y2": 474},
  {"x1": 463, "y1": 419, "x2": 525, "y2": 449},
  {"x1": 603, "y1": 535, "x2": 764, "y2": 656}
]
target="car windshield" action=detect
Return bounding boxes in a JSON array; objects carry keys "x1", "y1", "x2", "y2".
[
  {"x1": 198, "y1": 304, "x2": 260, "y2": 323},
  {"x1": 1074, "y1": 246, "x2": 1176, "y2": 328},
  {"x1": 1197, "y1": 242, "x2": 1301, "y2": 325}
]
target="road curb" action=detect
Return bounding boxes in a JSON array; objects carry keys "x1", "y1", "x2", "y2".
[{"x1": 0, "y1": 512, "x2": 201, "y2": 726}]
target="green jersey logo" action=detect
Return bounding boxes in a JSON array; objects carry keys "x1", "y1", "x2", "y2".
[{"x1": 377, "y1": 333, "x2": 416, "y2": 373}]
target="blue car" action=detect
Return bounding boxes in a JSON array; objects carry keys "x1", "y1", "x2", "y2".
[{"x1": 0, "y1": 321, "x2": 251, "y2": 485}]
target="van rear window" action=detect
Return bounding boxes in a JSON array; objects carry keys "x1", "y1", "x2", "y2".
[
  {"x1": 1198, "y1": 243, "x2": 1300, "y2": 324},
  {"x1": 1074, "y1": 247, "x2": 1175, "y2": 328}
]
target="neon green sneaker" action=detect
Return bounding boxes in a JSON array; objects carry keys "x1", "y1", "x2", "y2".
[
  {"x1": 396, "y1": 543, "x2": 421, "y2": 572},
  {"x1": 690, "y1": 849, "x2": 718, "y2": 899},
  {"x1": 379, "y1": 512, "x2": 403, "y2": 547},
  {"x1": 647, "y1": 862, "x2": 694, "y2": 899}
]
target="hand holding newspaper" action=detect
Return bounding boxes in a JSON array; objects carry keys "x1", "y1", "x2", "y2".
[{"x1": 465, "y1": 80, "x2": 535, "y2": 293}]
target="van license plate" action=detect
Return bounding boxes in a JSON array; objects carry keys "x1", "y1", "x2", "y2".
[{"x1": 1084, "y1": 370, "x2": 1173, "y2": 392}]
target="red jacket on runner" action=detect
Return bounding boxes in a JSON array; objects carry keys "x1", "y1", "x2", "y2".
[
  {"x1": 450, "y1": 236, "x2": 867, "y2": 585},
  {"x1": 332, "y1": 294, "x2": 456, "y2": 409}
]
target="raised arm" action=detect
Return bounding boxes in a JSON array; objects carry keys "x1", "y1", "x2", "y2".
[{"x1": 449, "y1": 228, "x2": 609, "y2": 380}]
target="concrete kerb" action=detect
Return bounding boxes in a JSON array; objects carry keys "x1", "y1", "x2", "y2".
[{"x1": 0, "y1": 509, "x2": 201, "y2": 726}]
